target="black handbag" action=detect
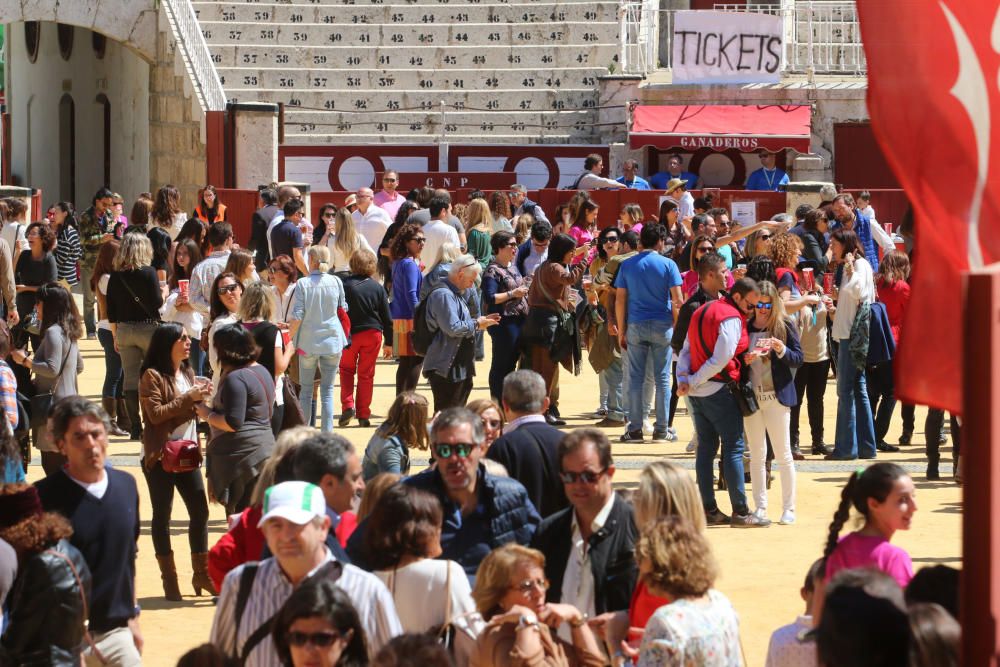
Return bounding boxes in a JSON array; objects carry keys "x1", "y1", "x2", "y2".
[{"x1": 29, "y1": 344, "x2": 73, "y2": 429}]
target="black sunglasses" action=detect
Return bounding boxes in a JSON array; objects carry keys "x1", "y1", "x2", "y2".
[
  {"x1": 433, "y1": 443, "x2": 476, "y2": 459},
  {"x1": 217, "y1": 284, "x2": 241, "y2": 295},
  {"x1": 559, "y1": 469, "x2": 607, "y2": 484},
  {"x1": 603, "y1": 236, "x2": 619, "y2": 243},
  {"x1": 285, "y1": 630, "x2": 344, "y2": 648},
  {"x1": 697, "y1": 246, "x2": 714, "y2": 252}
]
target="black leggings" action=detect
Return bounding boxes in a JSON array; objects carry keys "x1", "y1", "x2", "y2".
[
  {"x1": 925, "y1": 409, "x2": 961, "y2": 462},
  {"x1": 396, "y1": 356, "x2": 424, "y2": 394},
  {"x1": 791, "y1": 359, "x2": 831, "y2": 448},
  {"x1": 668, "y1": 361, "x2": 680, "y2": 427},
  {"x1": 143, "y1": 460, "x2": 210, "y2": 556}
]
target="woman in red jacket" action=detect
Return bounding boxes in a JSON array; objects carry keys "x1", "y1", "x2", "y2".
[{"x1": 867, "y1": 251, "x2": 910, "y2": 455}]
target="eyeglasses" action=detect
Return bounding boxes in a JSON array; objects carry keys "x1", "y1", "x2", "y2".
[
  {"x1": 285, "y1": 631, "x2": 344, "y2": 648},
  {"x1": 482, "y1": 419, "x2": 502, "y2": 429},
  {"x1": 604, "y1": 237, "x2": 619, "y2": 243},
  {"x1": 756, "y1": 302, "x2": 773, "y2": 310},
  {"x1": 433, "y1": 443, "x2": 475, "y2": 459},
  {"x1": 510, "y1": 578, "x2": 549, "y2": 594},
  {"x1": 383, "y1": 177, "x2": 397, "y2": 183},
  {"x1": 412, "y1": 237, "x2": 427, "y2": 244},
  {"x1": 217, "y1": 284, "x2": 241, "y2": 295},
  {"x1": 504, "y1": 241, "x2": 518, "y2": 248},
  {"x1": 323, "y1": 212, "x2": 336, "y2": 219},
  {"x1": 697, "y1": 246, "x2": 714, "y2": 252},
  {"x1": 559, "y1": 468, "x2": 607, "y2": 484}
]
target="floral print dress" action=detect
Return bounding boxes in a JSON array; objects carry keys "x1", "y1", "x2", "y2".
[{"x1": 637, "y1": 589, "x2": 742, "y2": 667}]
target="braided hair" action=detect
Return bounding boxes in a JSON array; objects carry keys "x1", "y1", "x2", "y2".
[{"x1": 823, "y1": 462, "x2": 908, "y2": 560}]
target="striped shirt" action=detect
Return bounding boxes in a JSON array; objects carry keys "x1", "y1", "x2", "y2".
[
  {"x1": 209, "y1": 549, "x2": 403, "y2": 666},
  {"x1": 54, "y1": 225, "x2": 82, "y2": 285}
]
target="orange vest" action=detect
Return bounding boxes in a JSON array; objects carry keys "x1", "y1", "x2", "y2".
[{"x1": 195, "y1": 202, "x2": 226, "y2": 224}]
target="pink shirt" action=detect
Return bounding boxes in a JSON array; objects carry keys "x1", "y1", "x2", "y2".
[
  {"x1": 681, "y1": 269, "x2": 734, "y2": 300},
  {"x1": 374, "y1": 190, "x2": 405, "y2": 220},
  {"x1": 568, "y1": 225, "x2": 596, "y2": 265},
  {"x1": 825, "y1": 532, "x2": 914, "y2": 589}
]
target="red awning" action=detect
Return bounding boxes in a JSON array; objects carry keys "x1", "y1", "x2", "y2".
[{"x1": 629, "y1": 104, "x2": 812, "y2": 153}]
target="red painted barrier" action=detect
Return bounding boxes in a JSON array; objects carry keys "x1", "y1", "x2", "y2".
[{"x1": 216, "y1": 189, "x2": 262, "y2": 247}]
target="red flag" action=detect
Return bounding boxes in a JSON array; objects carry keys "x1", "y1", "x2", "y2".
[{"x1": 857, "y1": 1, "x2": 1000, "y2": 414}]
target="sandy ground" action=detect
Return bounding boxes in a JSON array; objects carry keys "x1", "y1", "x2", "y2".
[{"x1": 27, "y1": 335, "x2": 961, "y2": 666}]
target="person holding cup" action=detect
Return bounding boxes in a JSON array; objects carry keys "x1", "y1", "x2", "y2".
[
  {"x1": 138, "y1": 321, "x2": 215, "y2": 600},
  {"x1": 163, "y1": 238, "x2": 205, "y2": 374}
]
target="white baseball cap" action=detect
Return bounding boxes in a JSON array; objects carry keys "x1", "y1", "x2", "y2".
[{"x1": 257, "y1": 481, "x2": 326, "y2": 528}]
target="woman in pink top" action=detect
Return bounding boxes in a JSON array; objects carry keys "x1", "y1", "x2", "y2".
[
  {"x1": 679, "y1": 235, "x2": 735, "y2": 299},
  {"x1": 568, "y1": 200, "x2": 599, "y2": 265},
  {"x1": 823, "y1": 462, "x2": 916, "y2": 590}
]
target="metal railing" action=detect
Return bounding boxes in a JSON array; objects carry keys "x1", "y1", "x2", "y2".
[
  {"x1": 161, "y1": 0, "x2": 227, "y2": 112},
  {"x1": 619, "y1": 0, "x2": 659, "y2": 75},
  {"x1": 657, "y1": 1, "x2": 865, "y2": 76}
]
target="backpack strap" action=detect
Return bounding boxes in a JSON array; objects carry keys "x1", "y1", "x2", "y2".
[{"x1": 234, "y1": 562, "x2": 259, "y2": 635}]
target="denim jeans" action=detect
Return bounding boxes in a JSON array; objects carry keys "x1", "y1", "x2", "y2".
[
  {"x1": 97, "y1": 329, "x2": 123, "y2": 398},
  {"x1": 299, "y1": 352, "x2": 341, "y2": 433},
  {"x1": 600, "y1": 357, "x2": 625, "y2": 421},
  {"x1": 690, "y1": 388, "x2": 749, "y2": 515},
  {"x1": 625, "y1": 320, "x2": 673, "y2": 432},
  {"x1": 622, "y1": 351, "x2": 654, "y2": 423},
  {"x1": 833, "y1": 339, "x2": 877, "y2": 458}
]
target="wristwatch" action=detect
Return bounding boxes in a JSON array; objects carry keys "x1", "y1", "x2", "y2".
[
  {"x1": 516, "y1": 614, "x2": 539, "y2": 632},
  {"x1": 570, "y1": 613, "x2": 589, "y2": 628}
]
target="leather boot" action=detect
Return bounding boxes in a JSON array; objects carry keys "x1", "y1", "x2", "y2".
[
  {"x1": 926, "y1": 456, "x2": 940, "y2": 481},
  {"x1": 101, "y1": 397, "x2": 129, "y2": 437},
  {"x1": 156, "y1": 553, "x2": 182, "y2": 601},
  {"x1": 124, "y1": 390, "x2": 143, "y2": 441},
  {"x1": 191, "y1": 552, "x2": 217, "y2": 596},
  {"x1": 115, "y1": 397, "x2": 132, "y2": 433}
]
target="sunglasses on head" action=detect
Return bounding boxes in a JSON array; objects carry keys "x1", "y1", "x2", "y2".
[
  {"x1": 756, "y1": 302, "x2": 773, "y2": 310},
  {"x1": 559, "y1": 468, "x2": 606, "y2": 484},
  {"x1": 217, "y1": 284, "x2": 241, "y2": 295},
  {"x1": 433, "y1": 443, "x2": 475, "y2": 459},
  {"x1": 285, "y1": 630, "x2": 345, "y2": 648}
]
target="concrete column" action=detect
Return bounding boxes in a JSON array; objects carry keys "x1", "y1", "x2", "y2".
[
  {"x1": 231, "y1": 102, "x2": 280, "y2": 190},
  {"x1": 659, "y1": 0, "x2": 689, "y2": 68}
]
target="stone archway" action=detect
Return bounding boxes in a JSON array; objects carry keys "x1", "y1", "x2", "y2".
[{"x1": 0, "y1": 0, "x2": 157, "y2": 62}]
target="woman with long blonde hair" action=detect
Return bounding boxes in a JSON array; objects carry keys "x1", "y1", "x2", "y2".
[
  {"x1": 322, "y1": 207, "x2": 374, "y2": 274},
  {"x1": 464, "y1": 199, "x2": 495, "y2": 272},
  {"x1": 743, "y1": 280, "x2": 802, "y2": 527}
]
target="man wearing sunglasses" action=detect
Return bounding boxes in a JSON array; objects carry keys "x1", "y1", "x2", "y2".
[
  {"x1": 530, "y1": 428, "x2": 637, "y2": 638},
  {"x1": 211, "y1": 481, "x2": 402, "y2": 665},
  {"x1": 485, "y1": 370, "x2": 569, "y2": 518},
  {"x1": 373, "y1": 170, "x2": 405, "y2": 219},
  {"x1": 347, "y1": 408, "x2": 540, "y2": 579}
]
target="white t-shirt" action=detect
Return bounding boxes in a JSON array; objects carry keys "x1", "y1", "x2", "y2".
[
  {"x1": 326, "y1": 234, "x2": 375, "y2": 274},
  {"x1": 168, "y1": 212, "x2": 187, "y2": 241},
  {"x1": 67, "y1": 470, "x2": 109, "y2": 499},
  {"x1": 1, "y1": 222, "x2": 28, "y2": 255},
  {"x1": 353, "y1": 206, "x2": 393, "y2": 254},
  {"x1": 170, "y1": 373, "x2": 199, "y2": 441},
  {"x1": 374, "y1": 559, "x2": 475, "y2": 635},
  {"x1": 831, "y1": 257, "x2": 875, "y2": 341},
  {"x1": 97, "y1": 274, "x2": 112, "y2": 331},
  {"x1": 420, "y1": 219, "x2": 460, "y2": 276}
]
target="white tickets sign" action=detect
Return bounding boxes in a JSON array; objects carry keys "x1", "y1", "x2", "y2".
[{"x1": 672, "y1": 11, "x2": 784, "y2": 84}]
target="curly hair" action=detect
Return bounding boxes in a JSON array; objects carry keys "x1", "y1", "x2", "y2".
[
  {"x1": 0, "y1": 484, "x2": 72, "y2": 556},
  {"x1": 390, "y1": 224, "x2": 422, "y2": 261},
  {"x1": 26, "y1": 222, "x2": 56, "y2": 253},
  {"x1": 488, "y1": 190, "x2": 512, "y2": 220},
  {"x1": 636, "y1": 516, "x2": 717, "y2": 599},
  {"x1": 363, "y1": 485, "x2": 443, "y2": 570},
  {"x1": 768, "y1": 232, "x2": 803, "y2": 270},
  {"x1": 473, "y1": 544, "x2": 545, "y2": 620}
]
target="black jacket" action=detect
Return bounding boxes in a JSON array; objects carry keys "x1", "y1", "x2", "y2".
[
  {"x1": 340, "y1": 274, "x2": 393, "y2": 335},
  {"x1": 486, "y1": 420, "x2": 568, "y2": 518},
  {"x1": 1, "y1": 539, "x2": 92, "y2": 666},
  {"x1": 250, "y1": 204, "x2": 281, "y2": 271},
  {"x1": 530, "y1": 494, "x2": 638, "y2": 614},
  {"x1": 671, "y1": 285, "x2": 716, "y2": 354}
]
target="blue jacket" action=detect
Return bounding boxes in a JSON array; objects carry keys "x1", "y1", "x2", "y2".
[
  {"x1": 422, "y1": 280, "x2": 477, "y2": 380},
  {"x1": 516, "y1": 198, "x2": 549, "y2": 226},
  {"x1": 515, "y1": 240, "x2": 532, "y2": 277},
  {"x1": 748, "y1": 319, "x2": 803, "y2": 408},
  {"x1": 833, "y1": 210, "x2": 879, "y2": 273},
  {"x1": 345, "y1": 463, "x2": 541, "y2": 577}
]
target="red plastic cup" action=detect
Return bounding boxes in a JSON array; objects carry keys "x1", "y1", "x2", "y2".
[
  {"x1": 802, "y1": 268, "x2": 814, "y2": 292},
  {"x1": 178, "y1": 279, "x2": 189, "y2": 297},
  {"x1": 822, "y1": 273, "x2": 834, "y2": 295}
]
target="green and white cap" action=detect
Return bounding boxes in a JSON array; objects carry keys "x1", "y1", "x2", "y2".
[{"x1": 257, "y1": 481, "x2": 326, "y2": 528}]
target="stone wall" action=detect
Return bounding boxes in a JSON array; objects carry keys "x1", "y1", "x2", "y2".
[{"x1": 149, "y1": 18, "x2": 207, "y2": 207}]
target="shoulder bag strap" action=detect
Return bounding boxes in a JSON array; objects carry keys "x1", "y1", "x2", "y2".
[
  {"x1": 247, "y1": 366, "x2": 275, "y2": 419},
  {"x1": 443, "y1": 560, "x2": 453, "y2": 625},
  {"x1": 282, "y1": 284, "x2": 297, "y2": 323},
  {"x1": 119, "y1": 273, "x2": 158, "y2": 320},
  {"x1": 44, "y1": 547, "x2": 106, "y2": 665}
]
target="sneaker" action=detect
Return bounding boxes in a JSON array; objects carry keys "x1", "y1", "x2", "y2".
[
  {"x1": 664, "y1": 427, "x2": 678, "y2": 442},
  {"x1": 86, "y1": 332, "x2": 97, "y2": 340},
  {"x1": 338, "y1": 408, "x2": 355, "y2": 427},
  {"x1": 619, "y1": 430, "x2": 644, "y2": 443},
  {"x1": 876, "y1": 441, "x2": 900, "y2": 453},
  {"x1": 650, "y1": 430, "x2": 669, "y2": 442},
  {"x1": 594, "y1": 407, "x2": 608, "y2": 418},
  {"x1": 705, "y1": 508, "x2": 730, "y2": 525},
  {"x1": 686, "y1": 438, "x2": 697, "y2": 453},
  {"x1": 779, "y1": 510, "x2": 796, "y2": 525},
  {"x1": 641, "y1": 419, "x2": 654, "y2": 435},
  {"x1": 358, "y1": 418, "x2": 371, "y2": 428},
  {"x1": 731, "y1": 512, "x2": 771, "y2": 528},
  {"x1": 595, "y1": 417, "x2": 627, "y2": 428},
  {"x1": 752, "y1": 507, "x2": 768, "y2": 521}
]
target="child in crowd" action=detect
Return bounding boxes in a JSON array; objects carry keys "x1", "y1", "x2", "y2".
[
  {"x1": 823, "y1": 462, "x2": 916, "y2": 588},
  {"x1": 765, "y1": 558, "x2": 824, "y2": 667}
]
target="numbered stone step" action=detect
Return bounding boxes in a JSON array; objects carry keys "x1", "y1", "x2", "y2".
[
  {"x1": 192, "y1": 2, "x2": 619, "y2": 25},
  {"x1": 227, "y1": 88, "x2": 600, "y2": 112},
  {"x1": 213, "y1": 44, "x2": 619, "y2": 70},
  {"x1": 283, "y1": 130, "x2": 594, "y2": 145},
  {"x1": 200, "y1": 21, "x2": 614, "y2": 46},
  {"x1": 285, "y1": 108, "x2": 596, "y2": 134},
  {"x1": 219, "y1": 67, "x2": 605, "y2": 91}
]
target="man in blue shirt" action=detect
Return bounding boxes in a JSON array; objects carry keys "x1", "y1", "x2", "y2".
[
  {"x1": 270, "y1": 199, "x2": 308, "y2": 275},
  {"x1": 616, "y1": 159, "x2": 651, "y2": 190},
  {"x1": 746, "y1": 150, "x2": 790, "y2": 191},
  {"x1": 649, "y1": 154, "x2": 701, "y2": 190},
  {"x1": 613, "y1": 224, "x2": 684, "y2": 443}
]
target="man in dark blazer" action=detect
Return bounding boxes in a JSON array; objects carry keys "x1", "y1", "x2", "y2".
[
  {"x1": 249, "y1": 187, "x2": 280, "y2": 273},
  {"x1": 486, "y1": 370, "x2": 568, "y2": 518},
  {"x1": 530, "y1": 428, "x2": 638, "y2": 623}
]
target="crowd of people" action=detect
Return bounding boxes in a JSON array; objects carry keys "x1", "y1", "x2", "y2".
[{"x1": 0, "y1": 170, "x2": 961, "y2": 666}]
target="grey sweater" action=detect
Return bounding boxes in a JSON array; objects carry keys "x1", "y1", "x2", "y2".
[{"x1": 31, "y1": 324, "x2": 83, "y2": 452}]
